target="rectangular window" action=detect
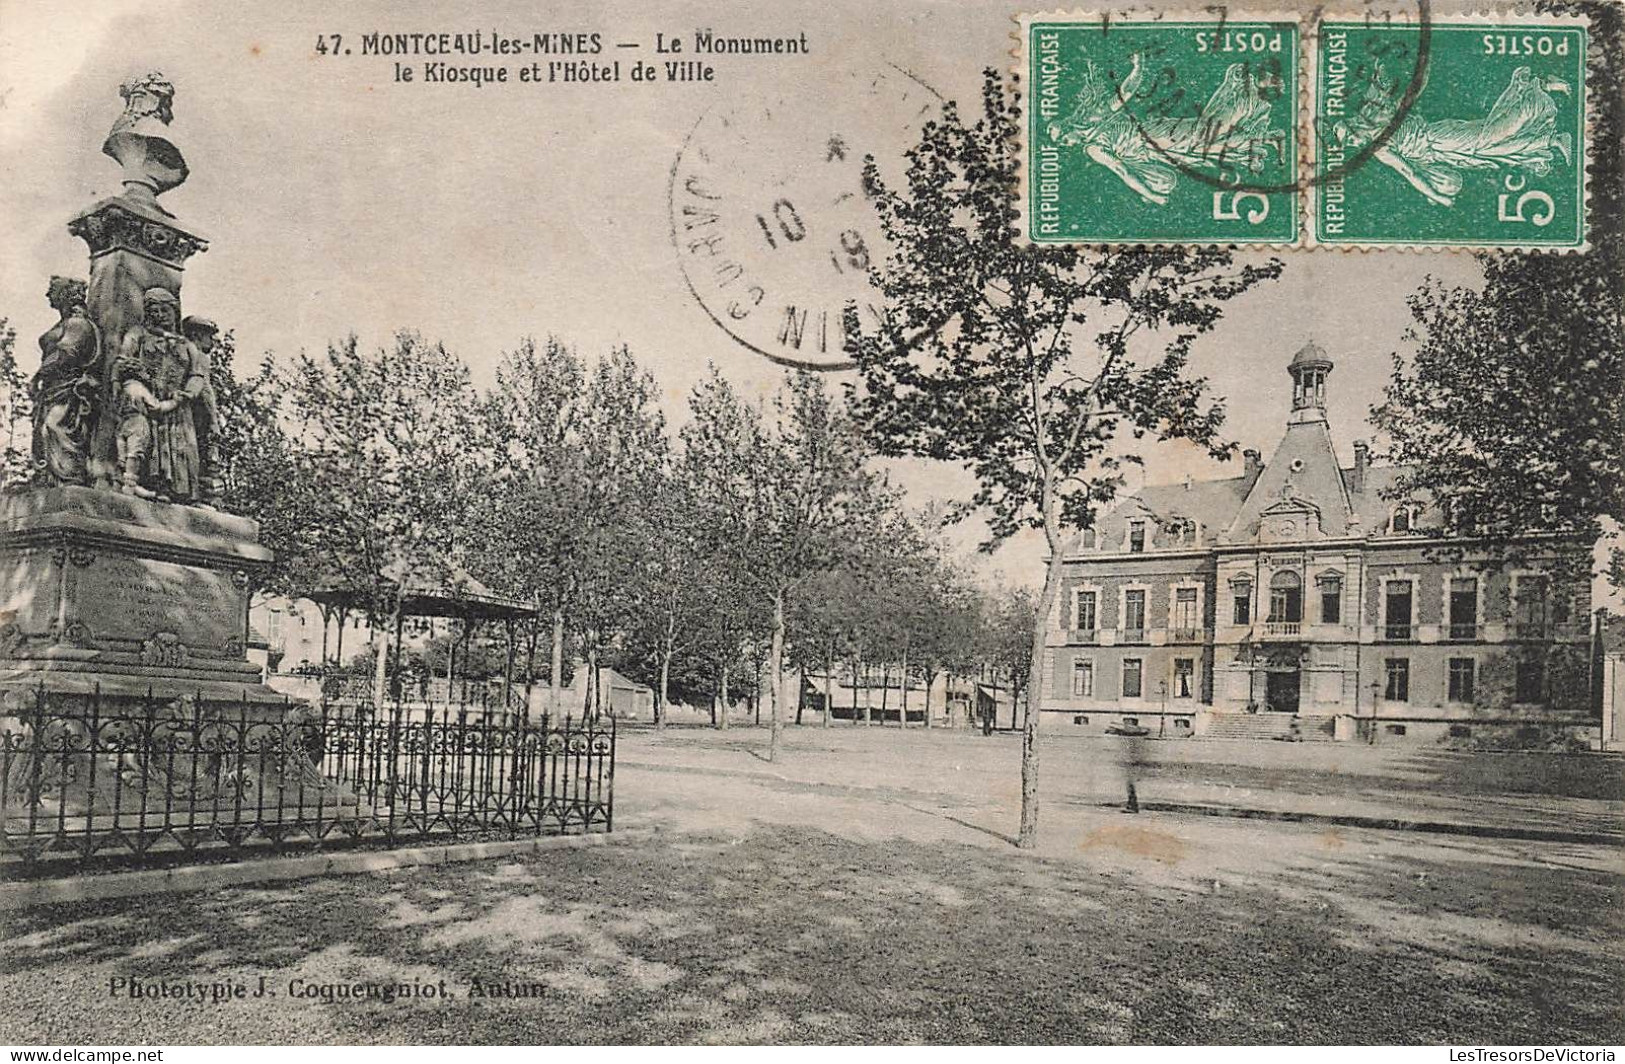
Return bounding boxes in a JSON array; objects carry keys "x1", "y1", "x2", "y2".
[
  {"x1": 1122, "y1": 658, "x2": 1143, "y2": 699},
  {"x1": 1552, "y1": 585, "x2": 1572, "y2": 626},
  {"x1": 1449, "y1": 577, "x2": 1478, "y2": 639},
  {"x1": 1385, "y1": 581, "x2": 1413, "y2": 640},
  {"x1": 1074, "y1": 590, "x2": 1097, "y2": 632},
  {"x1": 1320, "y1": 586, "x2": 1341, "y2": 625},
  {"x1": 1123, "y1": 590, "x2": 1146, "y2": 635},
  {"x1": 1447, "y1": 658, "x2": 1475, "y2": 703},
  {"x1": 1515, "y1": 657, "x2": 1546, "y2": 703},
  {"x1": 1383, "y1": 657, "x2": 1410, "y2": 702},
  {"x1": 1071, "y1": 660, "x2": 1094, "y2": 697},
  {"x1": 1514, "y1": 575, "x2": 1549, "y2": 633},
  {"x1": 1129, "y1": 521, "x2": 1146, "y2": 553},
  {"x1": 1173, "y1": 658, "x2": 1194, "y2": 699},
  {"x1": 1173, "y1": 587, "x2": 1198, "y2": 631},
  {"x1": 1233, "y1": 589, "x2": 1251, "y2": 625}
]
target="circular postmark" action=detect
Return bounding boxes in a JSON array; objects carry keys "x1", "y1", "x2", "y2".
[
  {"x1": 1117, "y1": 0, "x2": 1435, "y2": 196},
  {"x1": 668, "y1": 63, "x2": 942, "y2": 372}
]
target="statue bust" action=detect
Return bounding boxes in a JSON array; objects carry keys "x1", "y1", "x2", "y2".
[{"x1": 102, "y1": 72, "x2": 188, "y2": 209}]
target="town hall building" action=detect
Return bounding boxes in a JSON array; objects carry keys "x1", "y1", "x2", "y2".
[{"x1": 1041, "y1": 344, "x2": 1595, "y2": 745}]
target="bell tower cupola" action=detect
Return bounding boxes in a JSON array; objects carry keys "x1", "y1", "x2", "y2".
[{"x1": 1288, "y1": 341, "x2": 1333, "y2": 424}]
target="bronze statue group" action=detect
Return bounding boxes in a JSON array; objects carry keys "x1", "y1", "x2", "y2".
[{"x1": 32, "y1": 277, "x2": 223, "y2": 507}]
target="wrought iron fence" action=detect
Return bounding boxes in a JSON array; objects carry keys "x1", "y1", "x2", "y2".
[{"x1": 0, "y1": 687, "x2": 614, "y2": 877}]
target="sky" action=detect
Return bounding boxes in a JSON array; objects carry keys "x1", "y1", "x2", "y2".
[{"x1": 0, "y1": 0, "x2": 1488, "y2": 586}]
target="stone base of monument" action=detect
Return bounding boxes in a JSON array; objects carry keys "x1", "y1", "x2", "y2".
[
  {"x1": 0, "y1": 487, "x2": 351, "y2": 827},
  {"x1": 0, "y1": 486, "x2": 281, "y2": 699}
]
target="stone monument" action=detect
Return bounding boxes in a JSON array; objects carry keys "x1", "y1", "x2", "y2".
[{"x1": 0, "y1": 75, "x2": 327, "y2": 822}]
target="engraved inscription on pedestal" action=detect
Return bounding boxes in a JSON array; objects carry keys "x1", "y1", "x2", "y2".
[{"x1": 73, "y1": 553, "x2": 243, "y2": 654}]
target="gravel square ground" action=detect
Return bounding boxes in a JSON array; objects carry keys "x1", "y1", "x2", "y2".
[{"x1": 2, "y1": 727, "x2": 1620, "y2": 1044}]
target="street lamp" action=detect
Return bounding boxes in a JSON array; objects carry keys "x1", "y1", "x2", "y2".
[
  {"x1": 1158, "y1": 679, "x2": 1168, "y2": 738},
  {"x1": 1368, "y1": 677, "x2": 1382, "y2": 745}
]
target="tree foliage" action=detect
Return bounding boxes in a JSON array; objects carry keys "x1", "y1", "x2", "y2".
[
  {"x1": 0, "y1": 319, "x2": 31, "y2": 488},
  {"x1": 285, "y1": 332, "x2": 487, "y2": 704},
  {"x1": 844, "y1": 70, "x2": 1280, "y2": 845},
  {"x1": 207, "y1": 330, "x2": 311, "y2": 596}
]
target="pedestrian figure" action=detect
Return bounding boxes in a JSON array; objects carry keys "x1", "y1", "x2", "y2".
[{"x1": 1123, "y1": 732, "x2": 1146, "y2": 813}]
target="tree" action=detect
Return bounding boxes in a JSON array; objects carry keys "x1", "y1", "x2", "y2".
[
  {"x1": 686, "y1": 370, "x2": 875, "y2": 760},
  {"x1": 570, "y1": 346, "x2": 671, "y2": 717},
  {"x1": 788, "y1": 563, "x2": 864, "y2": 728},
  {"x1": 207, "y1": 330, "x2": 315, "y2": 598},
  {"x1": 987, "y1": 586, "x2": 1039, "y2": 728},
  {"x1": 679, "y1": 367, "x2": 770, "y2": 731},
  {"x1": 1371, "y1": 5, "x2": 1623, "y2": 586},
  {"x1": 0, "y1": 319, "x2": 32, "y2": 488},
  {"x1": 478, "y1": 337, "x2": 589, "y2": 715},
  {"x1": 286, "y1": 332, "x2": 487, "y2": 709},
  {"x1": 905, "y1": 554, "x2": 984, "y2": 730},
  {"x1": 845, "y1": 71, "x2": 1281, "y2": 846},
  {"x1": 621, "y1": 458, "x2": 718, "y2": 727}
]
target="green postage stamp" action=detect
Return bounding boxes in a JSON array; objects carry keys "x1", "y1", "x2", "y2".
[
  {"x1": 1022, "y1": 14, "x2": 1301, "y2": 245},
  {"x1": 1018, "y1": 11, "x2": 1590, "y2": 250},
  {"x1": 1312, "y1": 15, "x2": 1588, "y2": 249}
]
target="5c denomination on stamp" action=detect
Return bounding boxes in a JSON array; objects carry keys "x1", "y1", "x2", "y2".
[
  {"x1": 1020, "y1": 11, "x2": 1300, "y2": 245},
  {"x1": 1313, "y1": 13, "x2": 1588, "y2": 249}
]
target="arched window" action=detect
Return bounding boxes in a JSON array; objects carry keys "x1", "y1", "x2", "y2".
[
  {"x1": 1268, "y1": 570, "x2": 1302, "y2": 624},
  {"x1": 1390, "y1": 506, "x2": 1414, "y2": 533}
]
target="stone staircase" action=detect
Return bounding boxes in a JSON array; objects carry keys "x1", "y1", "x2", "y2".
[
  {"x1": 1295, "y1": 715, "x2": 1339, "y2": 742},
  {"x1": 1202, "y1": 712, "x2": 1342, "y2": 742},
  {"x1": 1200, "y1": 713, "x2": 1301, "y2": 741}
]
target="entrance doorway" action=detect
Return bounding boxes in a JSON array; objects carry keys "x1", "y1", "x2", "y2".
[{"x1": 1265, "y1": 669, "x2": 1300, "y2": 713}]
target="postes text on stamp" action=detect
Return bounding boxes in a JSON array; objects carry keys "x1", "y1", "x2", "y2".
[
  {"x1": 1021, "y1": 12, "x2": 1300, "y2": 245},
  {"x1": 1312, "y1": 14, "x2": 1588, "y2": 249}
]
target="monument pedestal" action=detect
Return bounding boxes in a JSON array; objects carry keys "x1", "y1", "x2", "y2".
[
  {"x1": 0, "y1": 486, "x2": 281, "y2": 705},
  {"x1": 0, "y1": 490, "x2": 354, "y2": 827}
]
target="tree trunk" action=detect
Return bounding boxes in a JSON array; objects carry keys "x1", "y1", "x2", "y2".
[
  {"x1": 899, "y1": 645, "x2": 910, "y2": 729},
  {"x1": 860, "y1": 658, "x2": 871, "y2": 726},
  {"x1": 923, "y1": 669, "x2": 935, "y2": 729},
  {"x1": 768, "y1": 588, "x2": 786, "y2": 763},
  {"x1": 1018, "y1": 528, "x2": 1067, "y2": 850},
  {"x1": 795, "y1": 666, "x2": 805, "y2": 726},
  {"x1": 880, "y1": 663, "x2": 891, "y2": 725},
  {"x1": 585, "y1": 644, "x2": 598, "y2": 719},
  {"x1": 371, "y1": 598, "x2": 397, "y2": 712},
  {"x1": 523, "y1": 619, "x2": 538, "y2": 714},
  {"x1": 549, "y1": 606, "x2": 565, "y2": 717},
  {"x1": 718, "y1": 663, "x2": 731, "y2": 730},
  {"x1": 822, "y1": 656, "x2": 833, "y2": 728},
  {"x1": 656, "y1": 606, "x2": 676, "y2": 730},
  {"x1": 657, "y1": 649, "x2": 671, "y2": 730},
  {"x1": 982, "y1": 685, "x2": 993, "y2": 736}
]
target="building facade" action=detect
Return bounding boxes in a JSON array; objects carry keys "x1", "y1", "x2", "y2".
[{"x1": 1041, "y1": 345, "x2": 1594, "y2": 744}]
